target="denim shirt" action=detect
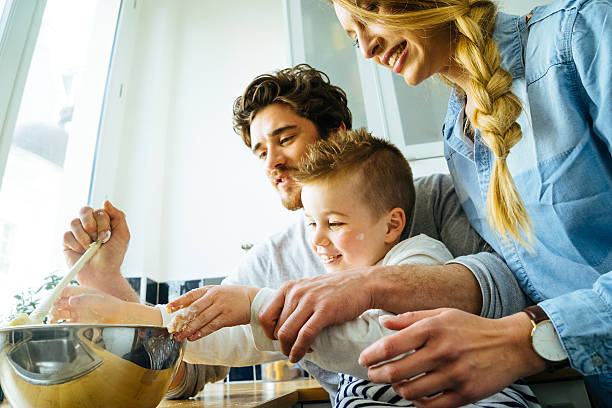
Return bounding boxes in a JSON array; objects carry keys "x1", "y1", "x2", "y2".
[{"x1": 443, "y1": 0, "x2": 612, "y2": 379}]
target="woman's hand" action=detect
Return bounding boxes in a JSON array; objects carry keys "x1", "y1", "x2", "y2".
[
  {"x1": 50, "y1": 286, "x2": 161, "y2": 325},
  {"x1": 166, "y1": 285, "x2": 260, "y2": 342},
  {"x1": 64, "y1": 201, "x2": 137, "y2": 301},
  {"x1": 359, "y1": 309, "x2": 547, "y2": 407}
]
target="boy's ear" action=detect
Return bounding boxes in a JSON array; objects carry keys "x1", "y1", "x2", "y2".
[
  {"x1": 328, "y1": 122, "x2": 347, "y2": 139},
  {"x1": 384, "y1": 207, "x2": 405, "y2": 244}
]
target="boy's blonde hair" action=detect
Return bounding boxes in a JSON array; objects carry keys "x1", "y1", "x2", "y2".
[
  {"x1": 294, "y1": 128, "x2": 415, "y2": 224},
  {"x1": 332, "y1": 0, "x2": 532, "y2": 246}
]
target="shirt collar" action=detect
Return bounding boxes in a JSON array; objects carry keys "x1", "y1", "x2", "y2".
[{"x1": 492, "y1": 12, "x2": 527, "y2": 81}]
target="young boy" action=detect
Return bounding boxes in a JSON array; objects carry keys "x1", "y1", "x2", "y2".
[{"x1": 164, "y1": 128, "x2": 538, "y2": 407}]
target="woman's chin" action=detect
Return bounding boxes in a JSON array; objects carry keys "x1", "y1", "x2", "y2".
[{"x1": 400, "y1": 71, "x2": 427, "y2": 86}]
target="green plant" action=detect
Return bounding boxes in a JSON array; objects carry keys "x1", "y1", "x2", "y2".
[{"x1": 8, "y1": 270, "x2": 78, "y2": 322}]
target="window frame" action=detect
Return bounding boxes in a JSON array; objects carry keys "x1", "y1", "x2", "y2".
[
  {"x1": 88, "y1": 0, "x2": 140, "y2": 206},
  {"x1": 0, "y1": 0, "x2": 46, "y2": 187}
]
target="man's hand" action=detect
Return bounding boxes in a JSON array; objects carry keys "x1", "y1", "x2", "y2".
[
  {"x1": 257, "y1": 263, "x2": 481, "y2": 364},
  {"x1": 258, "y1": 268, "x2": 375, "y2": 363},
  {"x1": 63, "y1": 200, "x2": 135, "y2": 301},
  {"x1": 359, "y1": 309, "x2": 547, "y2": 408},
  {"x1": 166, "y1": 285, "x2": 260, "y2": 342}
]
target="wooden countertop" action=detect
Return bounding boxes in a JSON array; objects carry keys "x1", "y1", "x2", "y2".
[
  {"x1": 158, "y1": 379, "x2": 328, "y2": 407},
  {"x1": 0, "y1": 379, "x2": 329, "y2": 408},
  {"x1": 0, "y1": 370, "x2": 586, "y2": 407}
]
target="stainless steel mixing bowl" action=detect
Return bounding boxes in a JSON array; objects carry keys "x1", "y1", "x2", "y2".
[{"x1": 0, "y1": 324, "x2": 185, "y2": 408}]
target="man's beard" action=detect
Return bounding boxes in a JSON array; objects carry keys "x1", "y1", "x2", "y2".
[
  {"x1": 270, "y1": 167, "x2": 303, "y2": 211},
  {"x1": 280, "y1": 187, "x2": 302, "y2": 211}
]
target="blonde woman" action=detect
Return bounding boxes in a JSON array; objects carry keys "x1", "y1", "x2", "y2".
[{"x1": 259, "y1": 1, "x2": 611, "y2": 406}]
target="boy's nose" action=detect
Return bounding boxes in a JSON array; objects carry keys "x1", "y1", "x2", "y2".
[{"x1": 312, "y1": 228, "x2": 330, "y2": 247}]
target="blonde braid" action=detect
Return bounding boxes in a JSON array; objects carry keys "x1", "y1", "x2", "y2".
[
  {"x1": 453, "y1": 1, "x2": 532, "y2": 245},
  {"x1": 333, "y1": 0, "x2": 533, "y2": 245}
]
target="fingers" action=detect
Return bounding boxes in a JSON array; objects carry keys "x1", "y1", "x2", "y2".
[
  {"x1": 167, "y1": 287, "x2": 208, "y2": 313},
  {"x1": 412, "y1": 390, "x2": 466, "y2": 408},
  {"x1": 104, "y1": 200, "x2": 123, "y2": 220},
  {"x1": 78, "y1": 206, "x2": 97, "y2": 237},
  {"x1": 258, "y1": 289, "x2": 288, "y2": 340},
  {"x1": 67, "y1": 292, "x2": 106, "y2": 308},
  {"x1": 185, "y1": 311, "x2": 223, "y2": 341},
  {"x1": 104, "y1": 200, "x2": 129, "y2": 242},
  {"x1": 70, "y1": 213, "x2": 94, "y2": 251},
  {"x1": 68, "y1": 206, "x2": 111, "y2": 249},
  {"x1": 51, "y1": 286, "x2": 106, "y2": 323},
  {"x1": 171, "y1": 305, "x2": 225, "y2": 341},
  {"x1": 390, "y1": 371, "x2": 453, "y2": 406},
  {"x1": 366, "y1": 348, "x2": 436, "y2": 384},
  {"x1": 360, "y1": 317, "x2": 432, "y2": 368},
  {"x1": 63, "y1": 230, "x2": 84, "y2": 254},
  {"x1": 286, "y1": 310, "x2": 326, "y2": 363},
  {"x1": 274, "y1": 303, "x2": 313, "y2": 356},
  {"x1": 61, "y1": 285, "x2": 101, "y2": 298},
  {"x1": 168, "y1": 289, "x2": 217, "y2": 339},
  {"x1": 93, "y1": 209, "x2": 111, "y2": 243},
  {"x1": 49, "y1": 307, "x2": 72, "y2": 323},
  {"x1": 380, "y1": 309, "x2": 442, "y2": 331}
]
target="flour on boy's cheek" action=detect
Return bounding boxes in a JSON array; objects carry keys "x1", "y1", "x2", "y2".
[{"x1": 355, "y1": 233, "x2": 365, "y2": 241}]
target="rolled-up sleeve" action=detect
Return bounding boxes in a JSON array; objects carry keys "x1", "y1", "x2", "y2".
[
  {"x1": 414, "y1": 174, "x2": 531, "y2": 319},
  {"x1": 450, "y1": 252, "x2": 531, "y2": 318},
  {"x1": 541, "y1": 273, "x2": 612, "y2": 376}
]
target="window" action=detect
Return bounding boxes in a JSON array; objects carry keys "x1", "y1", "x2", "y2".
[
  {"x1": 0, "y1": 0, "x2": 121, "y2": 321},
  {"x1": 0, "y1": 1, "x2": 6, "y2": 22}
]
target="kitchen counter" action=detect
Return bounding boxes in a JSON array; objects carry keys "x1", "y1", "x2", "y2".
[
  {"x1": 0, "y1": 379, "x2": 329, "y2": 408},
  {"x1": 159, "y1": 378, "x2": 328, "y2": 407}
]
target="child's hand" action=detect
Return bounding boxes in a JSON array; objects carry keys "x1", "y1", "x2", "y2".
[
  {"x1": 166, "y1": 285, "x2": 260, "y2": 341},
  {"x1": 50, "y1": 286, "x2": 128, "y2": 324}
]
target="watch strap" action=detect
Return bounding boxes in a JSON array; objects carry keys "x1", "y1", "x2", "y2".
[
  {"x1": 524, "y1": 305, "x2": 549, "y2": 324},
  {"x1": 523, "y1": 305, "x2": 569, "y2": 372}
]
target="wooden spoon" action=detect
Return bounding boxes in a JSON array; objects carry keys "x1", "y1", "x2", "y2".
[{"x1": 8, "y1": 240, "x2": 102, "y2": 326}]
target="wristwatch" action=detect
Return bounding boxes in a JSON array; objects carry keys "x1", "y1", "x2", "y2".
[{"x1": 523, "y1": 305, "x2": 569, "y2": 372}]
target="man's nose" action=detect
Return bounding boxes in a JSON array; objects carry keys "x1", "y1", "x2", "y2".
[{"x1": 264, "y1": 146, "x2": 286, "y2": 172}]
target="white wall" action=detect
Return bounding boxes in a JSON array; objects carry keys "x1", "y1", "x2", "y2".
[{"x1": 104, "y1": 0, "x2": 297, "y2": 282}]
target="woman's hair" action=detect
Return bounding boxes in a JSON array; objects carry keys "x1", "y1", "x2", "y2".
[
  {"x1": 233, "y1": 64, "x2": 352, "y2": 148},
  {"x1": 334, "y1": 0, "x2": 532, "y2": 245},
  {"x1": 294, "y1": 128, "x2": 415, "y2": 225}
]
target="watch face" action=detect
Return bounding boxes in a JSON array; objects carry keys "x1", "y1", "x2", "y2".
[{"x1": 532, "y1": 320, "x2": 568, "y2": 362}]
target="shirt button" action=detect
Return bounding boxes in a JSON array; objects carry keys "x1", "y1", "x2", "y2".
[{"x1": 592, "y1": 354, "x2": 604, "y2": 367}]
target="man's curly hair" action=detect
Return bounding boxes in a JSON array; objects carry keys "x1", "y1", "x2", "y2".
[{"x1": 233, "y1": 64, "x2": 352, "y2": 147}]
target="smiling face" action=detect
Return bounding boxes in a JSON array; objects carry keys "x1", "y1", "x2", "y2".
[
  {"x1": 333, "y1": 2, "x2": 455, "y2": 86},
  {"x1": 250, "y1": 103, "x2": 321, "y2": 210},
  {"x1": 301, "y1": 173, "x2": 398, "y2": 272}
]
